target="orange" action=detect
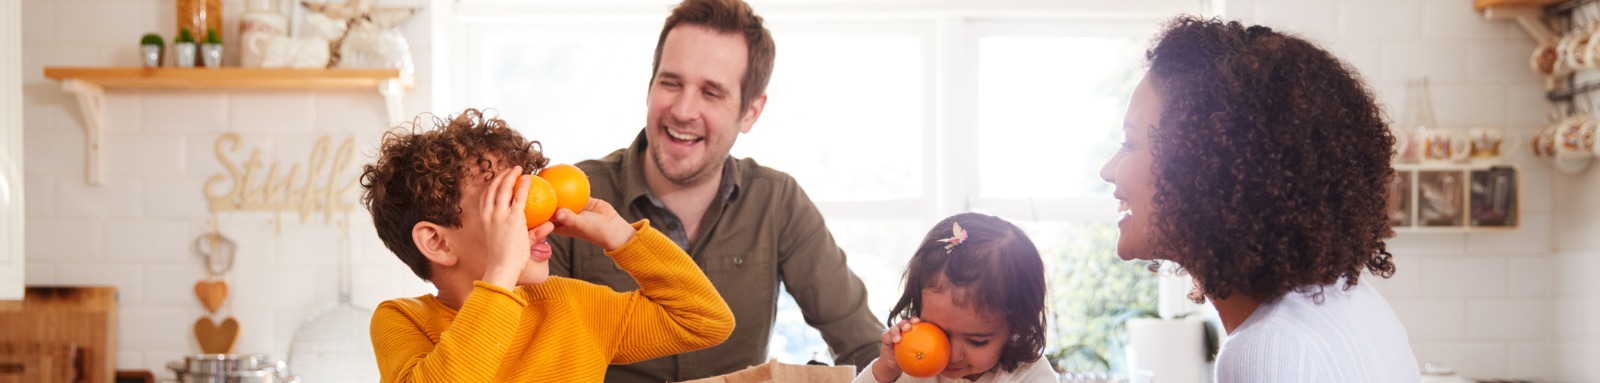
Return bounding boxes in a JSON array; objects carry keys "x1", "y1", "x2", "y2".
[
  {"x1": 523, "y1": 175, "x2": 558, "y2": 228},
  {"x1": 537, "y1": 164, "x2": 591, "y2": 215},
  {"x1": 894, "y1": 322, "x2": 950, "y2": 378}
]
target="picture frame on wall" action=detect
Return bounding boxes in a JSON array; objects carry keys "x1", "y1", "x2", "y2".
[{"x1": 1469, "y1": 166, "x2": 1517, "y2": 227}]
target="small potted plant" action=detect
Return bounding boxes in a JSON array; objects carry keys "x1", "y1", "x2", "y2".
[
  {"x1": 201, "y1": 28, "x2": 223, "y2": 68},
  {"x1": 140, "y1": 33, "x2": 164, "y2": 67},
  {"x1": 174, "y1": 28, "x2": 197, "y2": 68}
]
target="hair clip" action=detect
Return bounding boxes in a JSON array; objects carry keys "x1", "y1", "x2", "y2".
[{"x1": 938, "y1": 222, "x2": 968, "y2": 253}]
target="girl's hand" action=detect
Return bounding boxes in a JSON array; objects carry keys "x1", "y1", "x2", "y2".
[
  {"x1": 872, "y1": 317, "x2": 922, "y2": 383},
  {"x1": 550, "y1": 198, "x2": 634, "y2": 252},
  {"x1": 481, "y1": 167, "x2": 537, "y2": 288}
]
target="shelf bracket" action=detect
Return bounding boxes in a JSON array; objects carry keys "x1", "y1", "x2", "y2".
[
  {"x1": 1484, "y1": 5, "x2": 1556, "y2": 45},
  {"x1": 379, "y1": 79, "x2": 405, "y2": 127},
  {"x1": 59, "y1": 79, "x2": 105, "y2": 186}
]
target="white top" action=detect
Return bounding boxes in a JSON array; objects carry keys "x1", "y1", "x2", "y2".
[
  {"x1": 852, "y1": 357, "x2": 1058, "y2": 383},
  {"x1": 1214, "y1": 281, "x2": 1420, "y2": 383}
]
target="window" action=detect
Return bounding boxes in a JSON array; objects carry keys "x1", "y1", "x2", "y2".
[{"x1": 446, "y1": 0, "x2": 1198, "y2": 372}]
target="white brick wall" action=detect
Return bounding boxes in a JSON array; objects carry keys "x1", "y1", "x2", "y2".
[
  {"x1": 1224, "y1": 0, "x2": 1575, "y2": 381},
  {"x1": 18, "y1": 0, "x2": 434, "y2": 378}
]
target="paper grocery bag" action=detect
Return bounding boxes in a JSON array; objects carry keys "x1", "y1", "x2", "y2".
[{"x1": 677, "y1": 359, "x2": 856, "y2": 383}]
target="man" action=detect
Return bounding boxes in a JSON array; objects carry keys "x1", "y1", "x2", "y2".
[{"x1": 547, "y1": 0, "x2": 884, "y2": 382}]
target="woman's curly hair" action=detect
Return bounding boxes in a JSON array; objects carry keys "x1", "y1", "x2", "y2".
[
  {"x1": 1143, "y1": 16, "x2": 1397, "y2": 303},
  {"x1": 887, "y1": 212, "x2": 1047, "y2": 372},
  {"x1": 360, "y1": 109, "x2": 548, "y2": 281}
]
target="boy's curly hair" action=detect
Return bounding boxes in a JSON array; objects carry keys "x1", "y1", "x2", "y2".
[
  {"x1": 1144, "y1": 16, "x2": 1397, "y2": 303},
  {"x1": 887, "y1": 212, "x2": 1046, "y2": 372},
  {"x1": 360, "y1": 109, "x2": 548, "y2": 281}
]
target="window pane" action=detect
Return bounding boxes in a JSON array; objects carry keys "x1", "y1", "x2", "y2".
[
  {"x1": 483, "y1": 36, "x2": 656, "y2": 163},
  {"x1": 733, "y1": 35, "x2": 925, "y2": 201},
  {"x1": 1022, "y1": 220, "x2": 1157, "y2": 373},
  {"x1": 768, "y1": 218, "x2": 927, "y2": 365},
  {"x1": 977, "y1": 36, "x2": 1145, "y2": 199}
]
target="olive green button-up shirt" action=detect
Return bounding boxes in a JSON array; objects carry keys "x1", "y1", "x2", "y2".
[{"x1": 549, "y1": 132, "x2": 884, "y2": 383}]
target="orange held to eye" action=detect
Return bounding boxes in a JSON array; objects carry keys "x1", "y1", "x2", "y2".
[
  {"x1": 525, "y1": 164, "x2": 590, "y2": 228},
  {"x1": 523, "y1": 176, "x2": 558, "y2": 228},
  {"x1": 537, "y1": 164, "x2": 591, "y2": 215},
  {"x1": 894, "y1": 322, "x2": 950, "y2": 378}
]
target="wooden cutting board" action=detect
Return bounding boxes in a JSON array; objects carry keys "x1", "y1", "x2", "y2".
[{"x1": 0, "y1": 286, "x2": 118, "y2": 383}]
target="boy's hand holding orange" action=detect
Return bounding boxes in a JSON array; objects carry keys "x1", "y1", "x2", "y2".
[
  {"x1": 525, "y1": 164, "x2": 591, "y2": 228},
  {"x1": 872, "y1": 318, "x2": 951, "y2": 382}
]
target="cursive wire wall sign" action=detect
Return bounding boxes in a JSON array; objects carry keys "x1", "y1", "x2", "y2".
[{"x1": 203, "y1": 132, "x2": 360, "y2": 225}]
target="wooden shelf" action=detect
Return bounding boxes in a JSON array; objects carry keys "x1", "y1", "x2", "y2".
[
  {"x1": 1474, "y1": 0, "x2": 1565, "y2": 11},
  {"x1": 43, "y1": 67, "x2": 413, "y2": 90},
  {"x1": 42, "y1": 67, "x2": 414, "y2": 186}
]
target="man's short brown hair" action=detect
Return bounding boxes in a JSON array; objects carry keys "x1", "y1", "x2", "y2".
[
  {"x1": 651, "y1": 0, "x2": 775, "y2": 114},
  {"x1": 359, "y1": 109, "x2": 548, "y2": 281}
]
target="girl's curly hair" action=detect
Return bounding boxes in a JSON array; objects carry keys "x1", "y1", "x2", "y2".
[
  {"x1": 887, "y1": 212, "x2": 1047, "y2": 372},
  {"x1": 360, "y1": 109, "x2": 548, "y2": 281},
  {"x1": 1144, "y1": 16, "x2": 1397, "y2": 303}
]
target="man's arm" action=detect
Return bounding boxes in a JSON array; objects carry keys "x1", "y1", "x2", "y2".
[{"x1": 774, "y1": 181, "x2": 885, "y2": 370}]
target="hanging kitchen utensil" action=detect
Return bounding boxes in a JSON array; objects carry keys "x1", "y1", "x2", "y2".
[{"x1": 287, "y1": 218, "x2": 379, "y2": 381}]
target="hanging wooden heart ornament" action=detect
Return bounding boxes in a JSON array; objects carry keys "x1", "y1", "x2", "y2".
[
  {"x1": 194, "y1": 280, "x2": 228, "y2": 314},
  {"x1": 194, "y1": 317, "x2": 240, "y2": 354}
]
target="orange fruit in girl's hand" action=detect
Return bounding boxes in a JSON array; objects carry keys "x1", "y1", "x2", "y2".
[
  {"x1": 537, "y1": 164, "x2": 591, "y2": 215},
  {"x1": 524, "y1": 175, "x2": 558, "y2": 229},
  {"x1": 894, "y1": 322, "x2": 950, "y2": 378}
]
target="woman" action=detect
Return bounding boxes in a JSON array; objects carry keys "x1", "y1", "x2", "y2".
[{"x1": 1100, "y1": 16, "x2": 1421, "y2": 382}]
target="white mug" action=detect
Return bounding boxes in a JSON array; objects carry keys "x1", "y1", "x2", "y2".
[{"x1": 1422, "y1": 129, "x2": 1469, "y2": 163}]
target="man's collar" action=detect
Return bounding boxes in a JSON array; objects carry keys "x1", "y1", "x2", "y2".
[{"x1": 618, "y1": 129, "x2": 743, "y2": 209}]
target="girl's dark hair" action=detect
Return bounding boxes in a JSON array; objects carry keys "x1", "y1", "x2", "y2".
[
  {"x1": 887, "y1": 212, "x2": 1046, "y2": 372},
  {"x1": 1144, "y1": 16, "x2": 1397, "y2": 303},
  {"x1": 359, "y1": 109, "x2": 548, "y2": 281}
]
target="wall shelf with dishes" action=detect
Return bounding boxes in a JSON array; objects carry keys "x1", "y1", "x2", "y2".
[
  {"x1": 1389, "y1": 164, "x2": 1521, "y2": 233},
  {"x1": 1479, "y1": 0, "x2": 1600, "y2": 176},
  {"x1": 41, "y1": 66, "x2": 413, "y2": 186}
]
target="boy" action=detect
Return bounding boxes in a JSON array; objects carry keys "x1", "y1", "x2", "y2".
[{"x1": 360, "y1": 109, "x2": 735, "y2": 382}]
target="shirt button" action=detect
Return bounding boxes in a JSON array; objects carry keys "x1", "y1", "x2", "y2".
[{"x1": 733, "y1": 257, "x2": 744, "y2": 266}]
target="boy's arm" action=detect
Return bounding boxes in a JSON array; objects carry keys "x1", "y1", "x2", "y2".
[
  {"x1": 599, "y1": 221, "x2": 736, "y2": 364},
  {"x1": 370, "y1": 283, "x2": 527, "y2": 383}
]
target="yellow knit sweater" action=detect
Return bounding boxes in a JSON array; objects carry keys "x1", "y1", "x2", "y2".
[{"x1": 370, "y1": 222, "x2": 735, "y2": 383}]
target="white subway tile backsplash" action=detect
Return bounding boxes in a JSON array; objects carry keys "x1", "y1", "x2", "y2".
[
  {"x1": 1422, "y1": 257, "x2": 1507, "y2": 297},
  {"x1": 1557, "y1": 343, "x2": 1599, "y2": 382},
  {"x1": 20, "y1": 86, "x2": 66, "y2": 132},
  {"x1": 21, "y1": 1, "x2": 53, "y2": 44},
  {"x1": 1507, "y1": 257, "x2": 1554, "y2": 297},
  {"x1": 1373, "y1": 256, "x2": 1421, "y2": 299},
  {"x1": 24, "y1": 175, "x2": 54, "y2": 218},
  {"x1": 104, "y1": 221, "x2": 192, "y2": 262},
  {"x1": 231, "y1": 265, "x2": 318, "y2": 308},
  {"x1": 116, "y1": 351, "x2": 143, "y2": 371},
  {"x1": 1422, "y1": 0, "x2": 1513, "y2": 40},
  {"x1": 313, "y1": 93, "x2": 392, "y2": 134},
  {"x1": 23, "y1": 263, "x2": 55, "y2": 285},
  {"x1": 1252, "y1": 1, "x2": 1339, "y2": 41},
  {"x1": 1388, "y1": 232, "x2": 1466, "y2": 255},
  {"x1": 1339, "y1": 1, "x2": 1425, "y2": 40},
  {"x1": 1507, "y1": 342, "x2": 1556, "y2": 382},
  {"x1": 1392, "y1": 299, "x2": 1466, "y2": 340},
  {"x1": 54, "y1": 177, "x2": 145, "y2": 218},
  {"x1": 1555, "y1": 253, "x2": 1600, "y2": 295},
  {"x1": 1467, "y1": 42, "x2": 1543, "y2": 83},
  {"x1": 51, "y1": 262, "x2": 146, "y2": 304},
  {"x1": 1418, "y1": 341, "x2": 1508, "y2": 380},
  {"x1": 23, "y1": 131, "x2": 84, "y2": 176},
  {"x1": 141, "y1": 264, "x2": 209, "y2": 306},
  {"x1": 188, "y1": 132, "x2": 276, "y2": 180},
  {"x1": 1506, "y1": 85, "x2": 1553, "y2": 126},
  {"x1": 52, "y1": 3, "x2": 158, "y2": 45},
  {"x1": 141, "y1": 91, "x2": 229, "y2": 133},
  {"x1": 1556, "y1": 298, "x2": 1587, "y2": 339},
  {"x1": 106, "y1": 133, "x2": 187, "y2": 177},
  {"x1": 119, "y1": 306, "x2": 197, "y2": 350},
  {"x1": 142, "y1": 176, "x2": 213, "y2": 220},
  {"x1": 1466, "y1": 300, "x2": 1551, "y2": 340},
  {"x1": 1433, "y1": 84, "x2": 1507, "y2": 126},
  {"x1": 24, "y1": 219, "x2": 102, "y2": 260},
  {"x1": 1465, "y1": 212, "x2": 1550, "y2": 255},
  {"x1": 229, "y1": 92, "x2": 317, "y2": 134},
  {"x1": 229, "y1": 307, "x2": 280, "y2": 355},
  {"x1": 1380, "y1": 42, "x2": 1468, "y2": 83}
]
